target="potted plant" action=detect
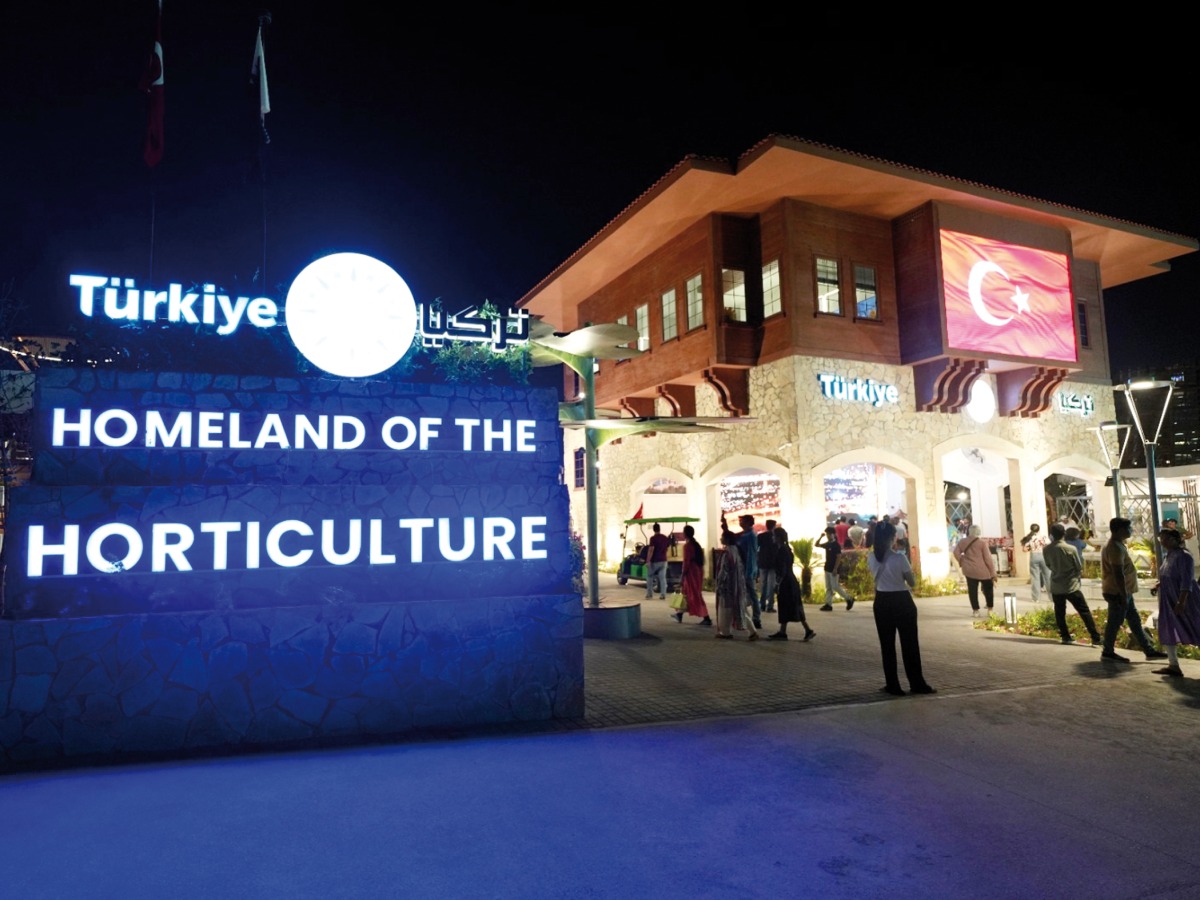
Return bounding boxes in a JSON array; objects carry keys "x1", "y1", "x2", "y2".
[{"x1": 792, "y1": 538, "x2": 815, "y2": 600}]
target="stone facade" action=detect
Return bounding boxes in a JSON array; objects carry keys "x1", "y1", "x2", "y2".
[
  {"x1": 0, "y1": 595, "x2": 582, "y2": 767},
  {"x1": 570, "y1": 356, "x2": 1116, "y2": 577}
]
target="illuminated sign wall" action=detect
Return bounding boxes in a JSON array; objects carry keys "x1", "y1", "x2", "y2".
[
  {"x1": 3, "y1": 369, "x2": 571, "y2": 619},
  {"x1": 939, "y1": 229, "x2": 1077, "y2": 363}
]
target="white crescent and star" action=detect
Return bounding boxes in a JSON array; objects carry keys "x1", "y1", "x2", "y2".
[{"x1": 966, "y1": 260, "x2": 1031, "y2": 326}]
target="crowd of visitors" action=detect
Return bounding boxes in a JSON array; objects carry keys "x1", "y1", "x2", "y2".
[{"x1": 650, "y1": 511, "x2": 1197, "y2": 691}]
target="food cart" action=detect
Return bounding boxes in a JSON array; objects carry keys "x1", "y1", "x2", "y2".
[{"x1": 615, "y1": 516, "x2": 699, "y2": 592}]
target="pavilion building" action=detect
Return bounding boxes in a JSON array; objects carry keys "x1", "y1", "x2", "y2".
[{"x1": 518, "y1": 136, "x2": 1197, "y2": 580}]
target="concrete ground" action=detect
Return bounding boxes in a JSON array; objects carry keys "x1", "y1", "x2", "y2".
[{"x1": 2, "y1": 575, "x2": 1199, "y2": 899}]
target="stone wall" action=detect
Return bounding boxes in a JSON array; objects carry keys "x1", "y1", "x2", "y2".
[
  {"x1": 570, "y1": 355, "x2": 1115, "y2": 569},
  {"x1": 1, "y1": 371, "x2": 583, "y2": 768},
  {"x1": 0, "y1": 595, "x2": 582, "y2": 768}
]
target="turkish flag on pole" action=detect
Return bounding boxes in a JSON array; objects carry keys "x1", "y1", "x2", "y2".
[
  {"x1": 940, "y1": 229, "x2": 1077, "y2": 363},
  {"x1": 631, "y1": 503, "x2": 644, "y2": 520},
  {"x1": 251, "y1": 23, "x2": 270, "y2": 144},
  {"x1": 140, "y1": 0, "x2": 164, "y2": 168}
]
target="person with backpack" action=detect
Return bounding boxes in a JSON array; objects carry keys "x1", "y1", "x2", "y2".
[{"x1": 673, "y1": 524, "x2": 711, "y2": 626}]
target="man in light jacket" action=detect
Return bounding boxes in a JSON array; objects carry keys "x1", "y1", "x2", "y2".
[
  {"x1": 1043, "y1": 522, "x2": 1103, "y2": 646},
  {"x1": 1100, "y1": 517, "x2": 1168, "y2": 663}
]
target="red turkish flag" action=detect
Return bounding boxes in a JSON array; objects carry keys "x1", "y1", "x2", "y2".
[
  {"x1": 140, "y1": 1, "x2": 164, "y2": 168},
  {"x1": 631, "y1": 503, "x2": 644, "y2": 520},
  {"x1": 940, "y1": 229, "x2": 1077, "y2": 362}
]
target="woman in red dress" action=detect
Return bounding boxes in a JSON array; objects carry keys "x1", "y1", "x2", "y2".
[{"x1": 674, "y1": 524, "x2": 712, "y2": 626}]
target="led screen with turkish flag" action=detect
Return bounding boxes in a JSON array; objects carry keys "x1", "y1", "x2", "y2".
[{"x1": 940, "y1": 229, "x2": 1077, "y2": 363}]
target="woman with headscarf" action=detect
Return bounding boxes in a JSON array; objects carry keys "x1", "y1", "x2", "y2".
[
  {"x1": 868, "y1": 520, "x2": 935, "y2": 696},
  {"x1": 766, "y1": 527, "x2": 816, "y2": 641},
  {"x1": 714, "y1": 528, "x2": 757, "y2": 641},
  {"x1": 1152, "y1": 527, "x2": 1200, "y2": 677}
]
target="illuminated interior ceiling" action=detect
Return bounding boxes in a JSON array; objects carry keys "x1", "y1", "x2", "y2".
[{"x1": 520, "y1": 135, "x2": 1197, "y2": 329}]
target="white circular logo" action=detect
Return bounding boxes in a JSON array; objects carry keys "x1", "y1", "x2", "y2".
[
  {"x1": 965, "y1": 378, "x2": 996, "y2": 424},
  {"x1": 285, "y1": 252, "x2": 417, "y2": 378}
]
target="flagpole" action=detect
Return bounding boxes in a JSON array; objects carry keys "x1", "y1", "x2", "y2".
[
  {"x1": 149, "y1": 182, "x2": 157, "y2": 284},
  {"x1": 255, "y1": 11, "x2": 271, "y2": 289}
]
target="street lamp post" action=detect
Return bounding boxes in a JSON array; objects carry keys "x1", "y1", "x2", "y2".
[
  {"x1": 1116, "y1": 380, "x2": 1174, "y2": 567},
  {"x1": 1092, "y1": 420, "x2": 1131, "y2": 518}
]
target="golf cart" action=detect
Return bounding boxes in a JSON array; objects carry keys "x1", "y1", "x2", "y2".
[{"x1": 616, "y1": 516, "x2": 699, "y2": 592}]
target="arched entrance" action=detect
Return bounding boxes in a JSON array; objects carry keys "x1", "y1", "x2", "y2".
[{"x1": 700, "y1": 456, "x2": 790, "y2": 549}]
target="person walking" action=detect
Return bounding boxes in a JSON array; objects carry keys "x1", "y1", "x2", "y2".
[
  {"x1": 767, "y1": 527, "x2": 815, "y2": 641},
  {"x1": 644, "y1": 522, "x2": 670, "y2": 600},
  {"x1": 834, "y1": 516, "x2": 850, "y2": 550},
  {"x1": 867, "y1": 520, "x2": 935, "y2": 697},
  {"x1": 737, "y1": 515, "x2": 762, "y2": 629},
  {"x1": 1151, "y1": 527, "x2": 1200, "y2": 677},
  {"x1": 954, "y1": 525, "x2": 997, "y2": 618},
  {"x1": 674, "y1": 524, "x2": 712, "y2": 626},
  {"x1": 1043, "y1": 523, "x2": 1103, "y2": 646},
  {"x1": 816, "y1": 525, "x2": 854, "y2": 611},
  {"x1": 714, "y1": 529, "x2": 757, "y2": 640},
  {"x1": 757, "y1": 519, "x2": 779, "y2": 614},
  {"x1": 1099, "y1": 517, "x2": 1166, "y2": 663},
  {"x1": 1021, "y1": 523, "x2": 1051, "y2": 602}
]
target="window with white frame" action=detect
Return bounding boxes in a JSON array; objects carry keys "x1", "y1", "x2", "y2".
[
  {"x1": 816, "y1": 257, "x2": 841, "y2": 315},
  {"x1": 615, "y1": 314, "x2": 630, "y2": 361},
  {"x1": 686, "y1": 274, "x2": 704, "y2": 329},
  {"x1": 661, "y1": 289, "x2": 677, "y2": 341},
  {"x1": 722, "y1": 268, "x2": 747, "y2": 322},
  {"x1": 635, "y1": 303, "x2": 650, "y2": 351},
  {"x1": 573, "y1": 448, "x2": 585, "y2": 488},
  {"x1": 762, "y1": 259, "x2": 781, "y2": 317},
  {"x1": 854, "y1": 264, "x2": 878, "y2": 320}
]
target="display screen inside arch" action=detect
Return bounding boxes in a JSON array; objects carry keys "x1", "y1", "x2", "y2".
[{"x1": 939, "y1": 230, "x2": 1077, "y2": 363}]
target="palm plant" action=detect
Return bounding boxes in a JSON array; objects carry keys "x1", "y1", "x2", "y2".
[{"x1": 792, "y1": 538, "x2": 815, "y2": 599}]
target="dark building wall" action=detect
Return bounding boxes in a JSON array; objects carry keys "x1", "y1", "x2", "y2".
[{"x1": 1117, "y1": 362, "x2": 1200, "y2": 467}]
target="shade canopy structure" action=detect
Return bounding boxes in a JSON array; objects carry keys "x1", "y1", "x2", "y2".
[{"x1": 623, "y1": 516, "x2": 700, "y2": 526}]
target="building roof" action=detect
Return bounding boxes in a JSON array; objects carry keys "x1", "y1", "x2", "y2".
[{"x1": 518, "y1": 135, "x2": 1198, "y2": 329}]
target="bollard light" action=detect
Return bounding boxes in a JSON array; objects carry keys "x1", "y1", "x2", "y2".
[{"x1": 1003, "y1": 591, "x2": 1018, "y2": 625}]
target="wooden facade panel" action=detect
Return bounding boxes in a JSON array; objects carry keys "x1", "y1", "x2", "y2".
[
  {"x1": 781, "y1": 200, "x2": 902, "y2": 365},
  {"x1": 1070, "y1": 259, "x2": 1111, "y2": 384},
  {"x1": 894, "y1": 203, "x2": 945, "y2": 364}
]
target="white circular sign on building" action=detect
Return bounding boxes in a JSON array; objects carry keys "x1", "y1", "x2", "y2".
[
  {"x1": 285, "y1": 252, "x2": 417, "y2": 378},
  {"x1": 965, "y1": 378, "x2": 996, "y2": 424}
]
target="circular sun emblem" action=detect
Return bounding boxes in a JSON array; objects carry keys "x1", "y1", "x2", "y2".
[{"x1": 285, "y1": 252, "x2": 417, "y2": 378}]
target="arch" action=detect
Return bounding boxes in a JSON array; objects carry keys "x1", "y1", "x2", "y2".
[
  {"x1": 929, "y1": 431, "x2": 1026, "y2": 463},
  {"x1": 699, "y1": 453, "x2": 791, "y2": 484},
  {"x1": 811, "y1": 446, "x2": 923, "y2": 483},
  {"x1": 628, "y1": 465, "x2": 696, "y2": 498},
  {"x1": 699, "y1": 454, "x2": 792, "y2": 549},
  {"x1": 1033, "y1": 454, "x2": 1109, "y2": 483}
]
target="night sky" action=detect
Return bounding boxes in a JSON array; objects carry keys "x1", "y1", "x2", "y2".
[{"x1": 3, "y1": 4, "x2": 1196, "y2": 374}]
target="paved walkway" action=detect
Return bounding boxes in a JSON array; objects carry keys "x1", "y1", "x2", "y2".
[{"x1": 3, "y1": 576, "x2": 1198, "y2": 899}]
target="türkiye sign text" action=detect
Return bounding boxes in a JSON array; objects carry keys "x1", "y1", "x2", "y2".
[
  {"x1": 3, "y1": 254, "x2": 570, "y2": 620},
  {"x1": 70, "y1": 251, "x2": 530, "y2": 379}
]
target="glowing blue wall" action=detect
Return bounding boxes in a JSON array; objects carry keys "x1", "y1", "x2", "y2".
[{"x1": 0, "y1": 370, "x2": 582, "y2": 767}]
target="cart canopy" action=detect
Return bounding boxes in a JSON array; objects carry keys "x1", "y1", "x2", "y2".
[{"x1": 623, "y1": 516, "x2": 700, "y2": 525}]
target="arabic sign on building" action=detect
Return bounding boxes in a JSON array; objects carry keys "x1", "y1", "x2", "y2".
[{"x1": 1056, "y1": 390, "x2": 1095, "y2": 417}]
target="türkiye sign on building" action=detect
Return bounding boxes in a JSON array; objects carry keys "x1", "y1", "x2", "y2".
[{"x1": 2, "y1": 253, "x2": 571, "y2": 620}]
